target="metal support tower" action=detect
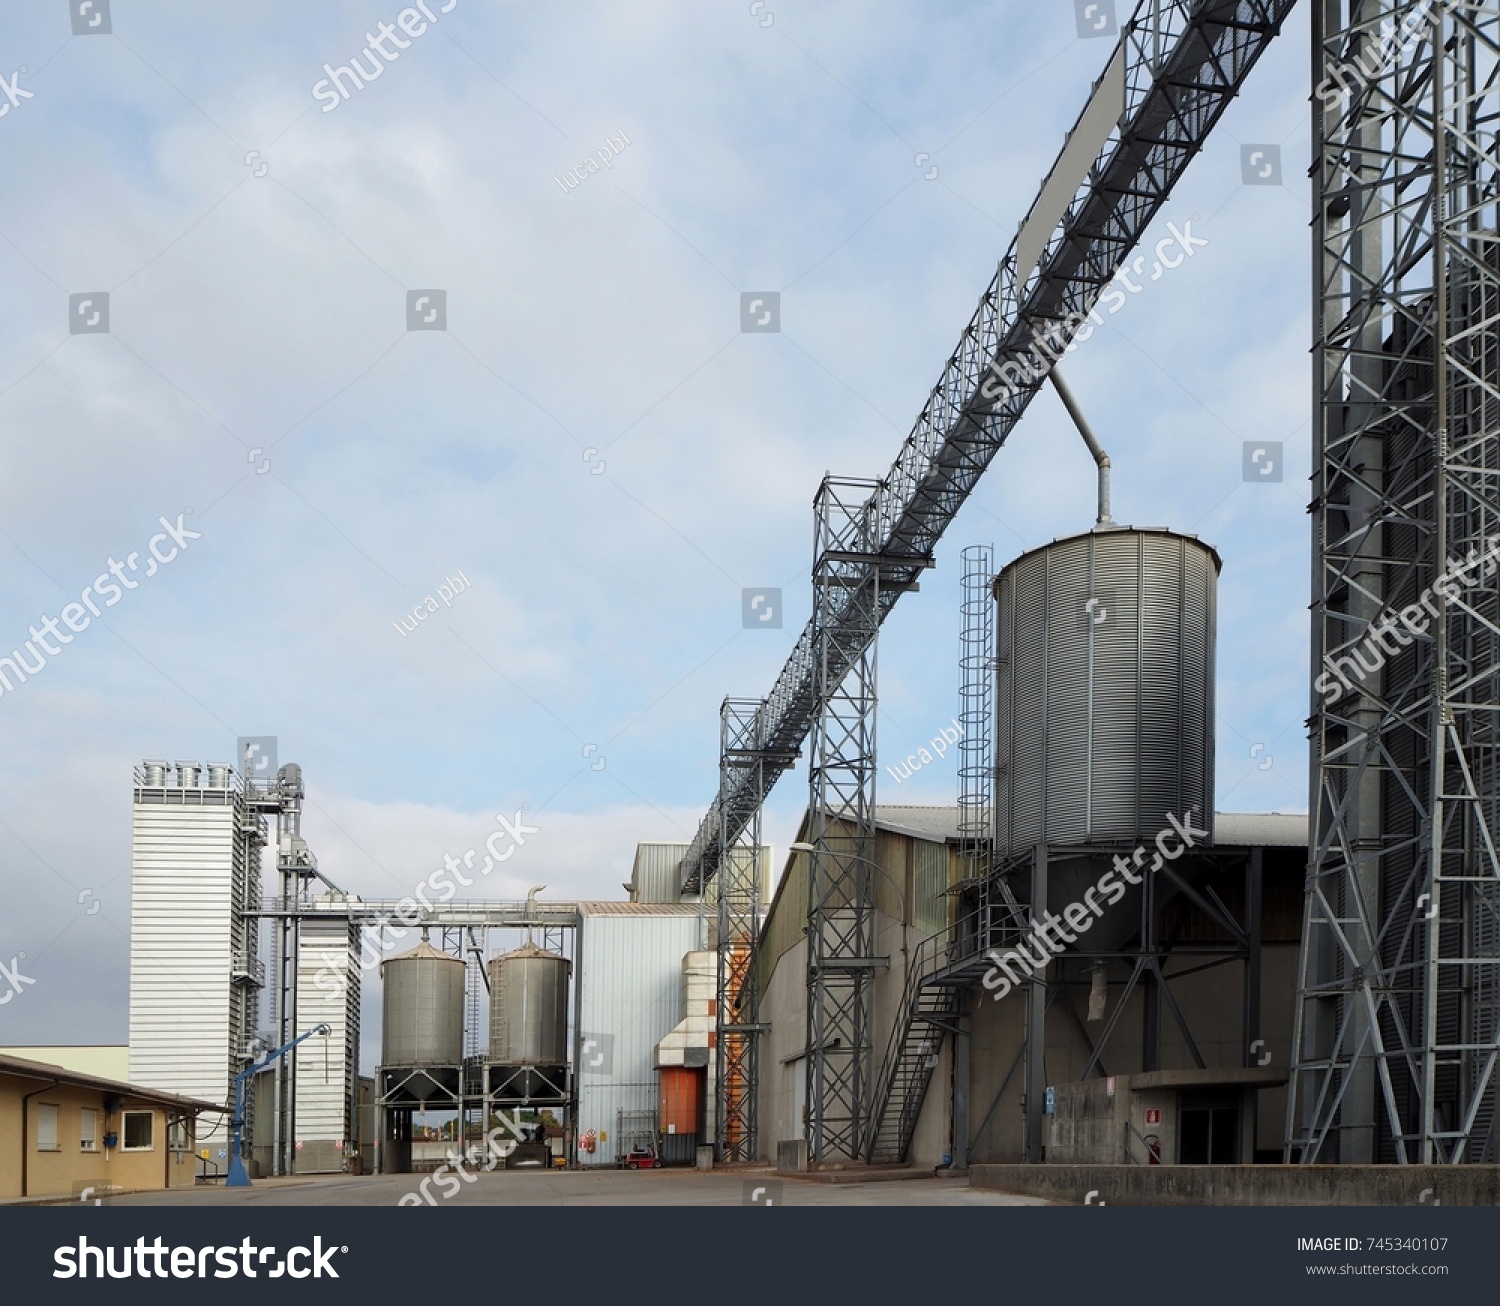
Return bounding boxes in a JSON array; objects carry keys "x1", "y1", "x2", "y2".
[
  {"x1": 715, "y1": 698, "x2": 773, "y2": 1161},
  {"x1": 805, "y1": 477, "x2": 899, "y2": 1162},
  {"x1": 1290, "y1": 0, "x2": 1500, "y2": 1165}
]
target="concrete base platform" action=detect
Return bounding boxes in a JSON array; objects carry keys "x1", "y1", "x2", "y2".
[
  {"x1": 971, "y1": 1163, "x2": 1500, "y2": 1206},
  {"x1": 791, "y1": 1166, "x2": 956, "y2": 1185}
]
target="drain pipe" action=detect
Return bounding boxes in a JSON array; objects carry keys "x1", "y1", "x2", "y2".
[
  {"x1": 1048, "y1": 368, "x2": 1112, "y2": 526},
  {"x1": 20, "y1": 1076, "x2": 61, "y2": 1199}
]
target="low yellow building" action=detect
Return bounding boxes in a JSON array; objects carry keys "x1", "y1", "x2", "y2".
[{"x1": 0, "y1": 1052, "x2": 222, "y2": 1201}]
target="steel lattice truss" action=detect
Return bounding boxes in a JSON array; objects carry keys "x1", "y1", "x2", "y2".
[
  {"x1": 715, "y1": 698, "x2": 770, "y2": 1162},
  {"x1": 1289, "y1": 0, "x2": 1500, "y2": 1165},
  {"x1": 805, "y1": 478, "x2": 888, "y2": 1161},
  {"x1": 678, "y1": 0, "x2": 1298, "y2": 900}
]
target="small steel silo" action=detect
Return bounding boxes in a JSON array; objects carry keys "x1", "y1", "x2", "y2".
[
  {"x1": 994, "y1": 524, "x2": 1218, "y2": 854},
  {"x1": 488, "y1": 942, "x2": 570, "y2": 1063},
  {"x1": 380, "y1": 939, "x2": 465, "y2": 1074},
  {"x1": 487, "y1": 942, "x2": 570, "y2": 1102}
]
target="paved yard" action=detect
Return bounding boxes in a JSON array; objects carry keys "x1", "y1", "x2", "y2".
[{"x1": 101, "y1": 1169, "x2": 1048, "y2": 1207}]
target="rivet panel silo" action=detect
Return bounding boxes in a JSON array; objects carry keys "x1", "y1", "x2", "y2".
[{"x1": 994, "y1": 526, "x2": 1218, "y2": 853}]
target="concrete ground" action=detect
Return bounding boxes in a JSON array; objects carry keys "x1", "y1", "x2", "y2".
[{"x1": 98, "y1": 1169, "x2": 1050, "y2": 1207}]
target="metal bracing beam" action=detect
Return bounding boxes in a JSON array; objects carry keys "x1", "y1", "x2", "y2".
[
  {"x1": 1290, "y1": 0, "x2": 1500, "y2": 1165},
  {"x1": 677, "y1": 0, "x2": 1297, "y2": 899}
]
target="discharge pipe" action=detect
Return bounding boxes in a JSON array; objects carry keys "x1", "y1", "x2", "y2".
[{"x1": 1048, "y1": 368, "x2": 1112, "y2": 526}]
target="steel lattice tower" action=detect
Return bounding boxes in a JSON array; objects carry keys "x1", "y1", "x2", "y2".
[
  {"x1": 804, "y1": 477, "x2": 889, "y2": 1162},
  {"x1": 1290, "y1": 0, "x2": 1500, "y2": 1164},
  {"x1": 716, "y1": 697, "x2": 770, "y2": 1162}
]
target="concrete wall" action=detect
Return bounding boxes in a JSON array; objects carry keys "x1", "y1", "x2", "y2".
[
  {"x1": 968, "y1": 946, "x2": 1298, "y2": 1163},
  {"x1": 0, "y1": 1075, "x2": 201, "y2": 1200},
  {"x1": 971, "y1": 1163, "x2": 1500, "y2": 1207},
  {"x1": 758, "y1": 935, "x2": 806, "y2": 1156},
  {"x1": 1044, "y1": 1075, "x2": 1259, "y2": 1165},
  {"x1": 966, "y1": 845, "x2": 1303, "y2": 1165}
]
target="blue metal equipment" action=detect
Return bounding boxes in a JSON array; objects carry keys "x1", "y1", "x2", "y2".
[{"x1": 226, "y1": 1024, "x2": 331, "y2": 1187}]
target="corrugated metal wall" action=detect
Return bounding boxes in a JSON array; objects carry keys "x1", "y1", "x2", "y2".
[
  {"x1": 127, "y1": 801, "x2": 248, "y2": 1111},
  {"x1": 294, "y1": 913, "x2": 359, "y2": 1171},
  {"x1": 759, "y1": 847, "x2": 809, "y2": 999},
  {"x1": 575, "y1": 912, "x2": 703, "y2": 1166},
  {"x1": 630, "y1": 842, "x2": 774, "y2": 905},
  {"x1": 912, "y1": 839, "x2": 952, "y2": 937},
  {"x1": 628, "y1": 843, "x2": 689, "y2": 903}
]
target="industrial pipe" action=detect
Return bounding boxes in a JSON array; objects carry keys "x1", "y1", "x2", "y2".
[{"x1": 1048, "y1": 368, "x2": 1112, "y2": 526}]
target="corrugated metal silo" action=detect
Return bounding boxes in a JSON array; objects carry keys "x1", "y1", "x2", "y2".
[
  {"x1": 995, "y1": 525, "x2": 1218, "y2": 853},
  {"x1": 380, "y1": 940, "x2": 465, "y2": 1067},
  {"x1": 488, "y1": 942, "x2": 570, "y2": 1064}
]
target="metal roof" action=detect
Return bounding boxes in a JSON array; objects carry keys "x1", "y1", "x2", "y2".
[
  {"x1": 576, "y1": 901, "x2": 703, "y2": 917},
  {"x1": 870, "y1": 805, "x2": 966, "y2": 842},
  {"x1": 0, "y1": 1052, "x2": 226, "y2": 1113}
]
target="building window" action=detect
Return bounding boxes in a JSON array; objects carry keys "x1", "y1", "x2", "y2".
[
  {"x1": 80, "y1": 1108, "x2": 98, "y2": 1152},
  {"x1": 168, "y1": 1116, "x2": 191, "y2": 1153},
  {"x1": 36, "y1": 1103, "x2": 59, "y2": 1152},
  {"x1": 122, "y1": 1111, "x2": 154, "y2": 1151}
]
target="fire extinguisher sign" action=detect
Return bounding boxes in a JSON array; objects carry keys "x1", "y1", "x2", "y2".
[{"x1": 1145, "y1": 1108, "x2": 1162, "y2": 1125}]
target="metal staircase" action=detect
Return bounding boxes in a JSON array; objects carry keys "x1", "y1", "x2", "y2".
[
  {"x1": 867, "y1": 911, "x2": 1004, "y2": 1164},
  {"x1": 867, "y1": 889, "x2": 1037, "y2": 1165},
  {"x1": 867, "y1": 974, "x2": 960, "y2": 1165}
]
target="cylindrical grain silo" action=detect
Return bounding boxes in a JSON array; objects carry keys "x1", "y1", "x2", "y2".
[
  {"x1": 994, "y1": 525, "x2": 1218, "y2": 854},
  {"x1": 380, "y1": 939, "x2": 465, "y2": 1070},
  {"x1": 488, "y1": 942, "x2": 570, "y2": 1064}
]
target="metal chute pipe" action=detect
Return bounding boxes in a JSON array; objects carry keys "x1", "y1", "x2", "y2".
[{"x1": 1047, "y1": 368, "x2": 1111, "y2": 526}]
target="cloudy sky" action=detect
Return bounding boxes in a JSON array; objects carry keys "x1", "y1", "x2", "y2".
[{"x1": 0, "y1": 0, "x2": 1312, "y2": 1065}]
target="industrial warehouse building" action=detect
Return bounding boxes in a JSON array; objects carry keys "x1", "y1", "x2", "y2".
[
  {"x1": 757, "y1": 805, "x2": 1306, "y2": 1168},
  {"x1": 0, "y1": 1051, "x2": 221, "y2": 1201}
]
